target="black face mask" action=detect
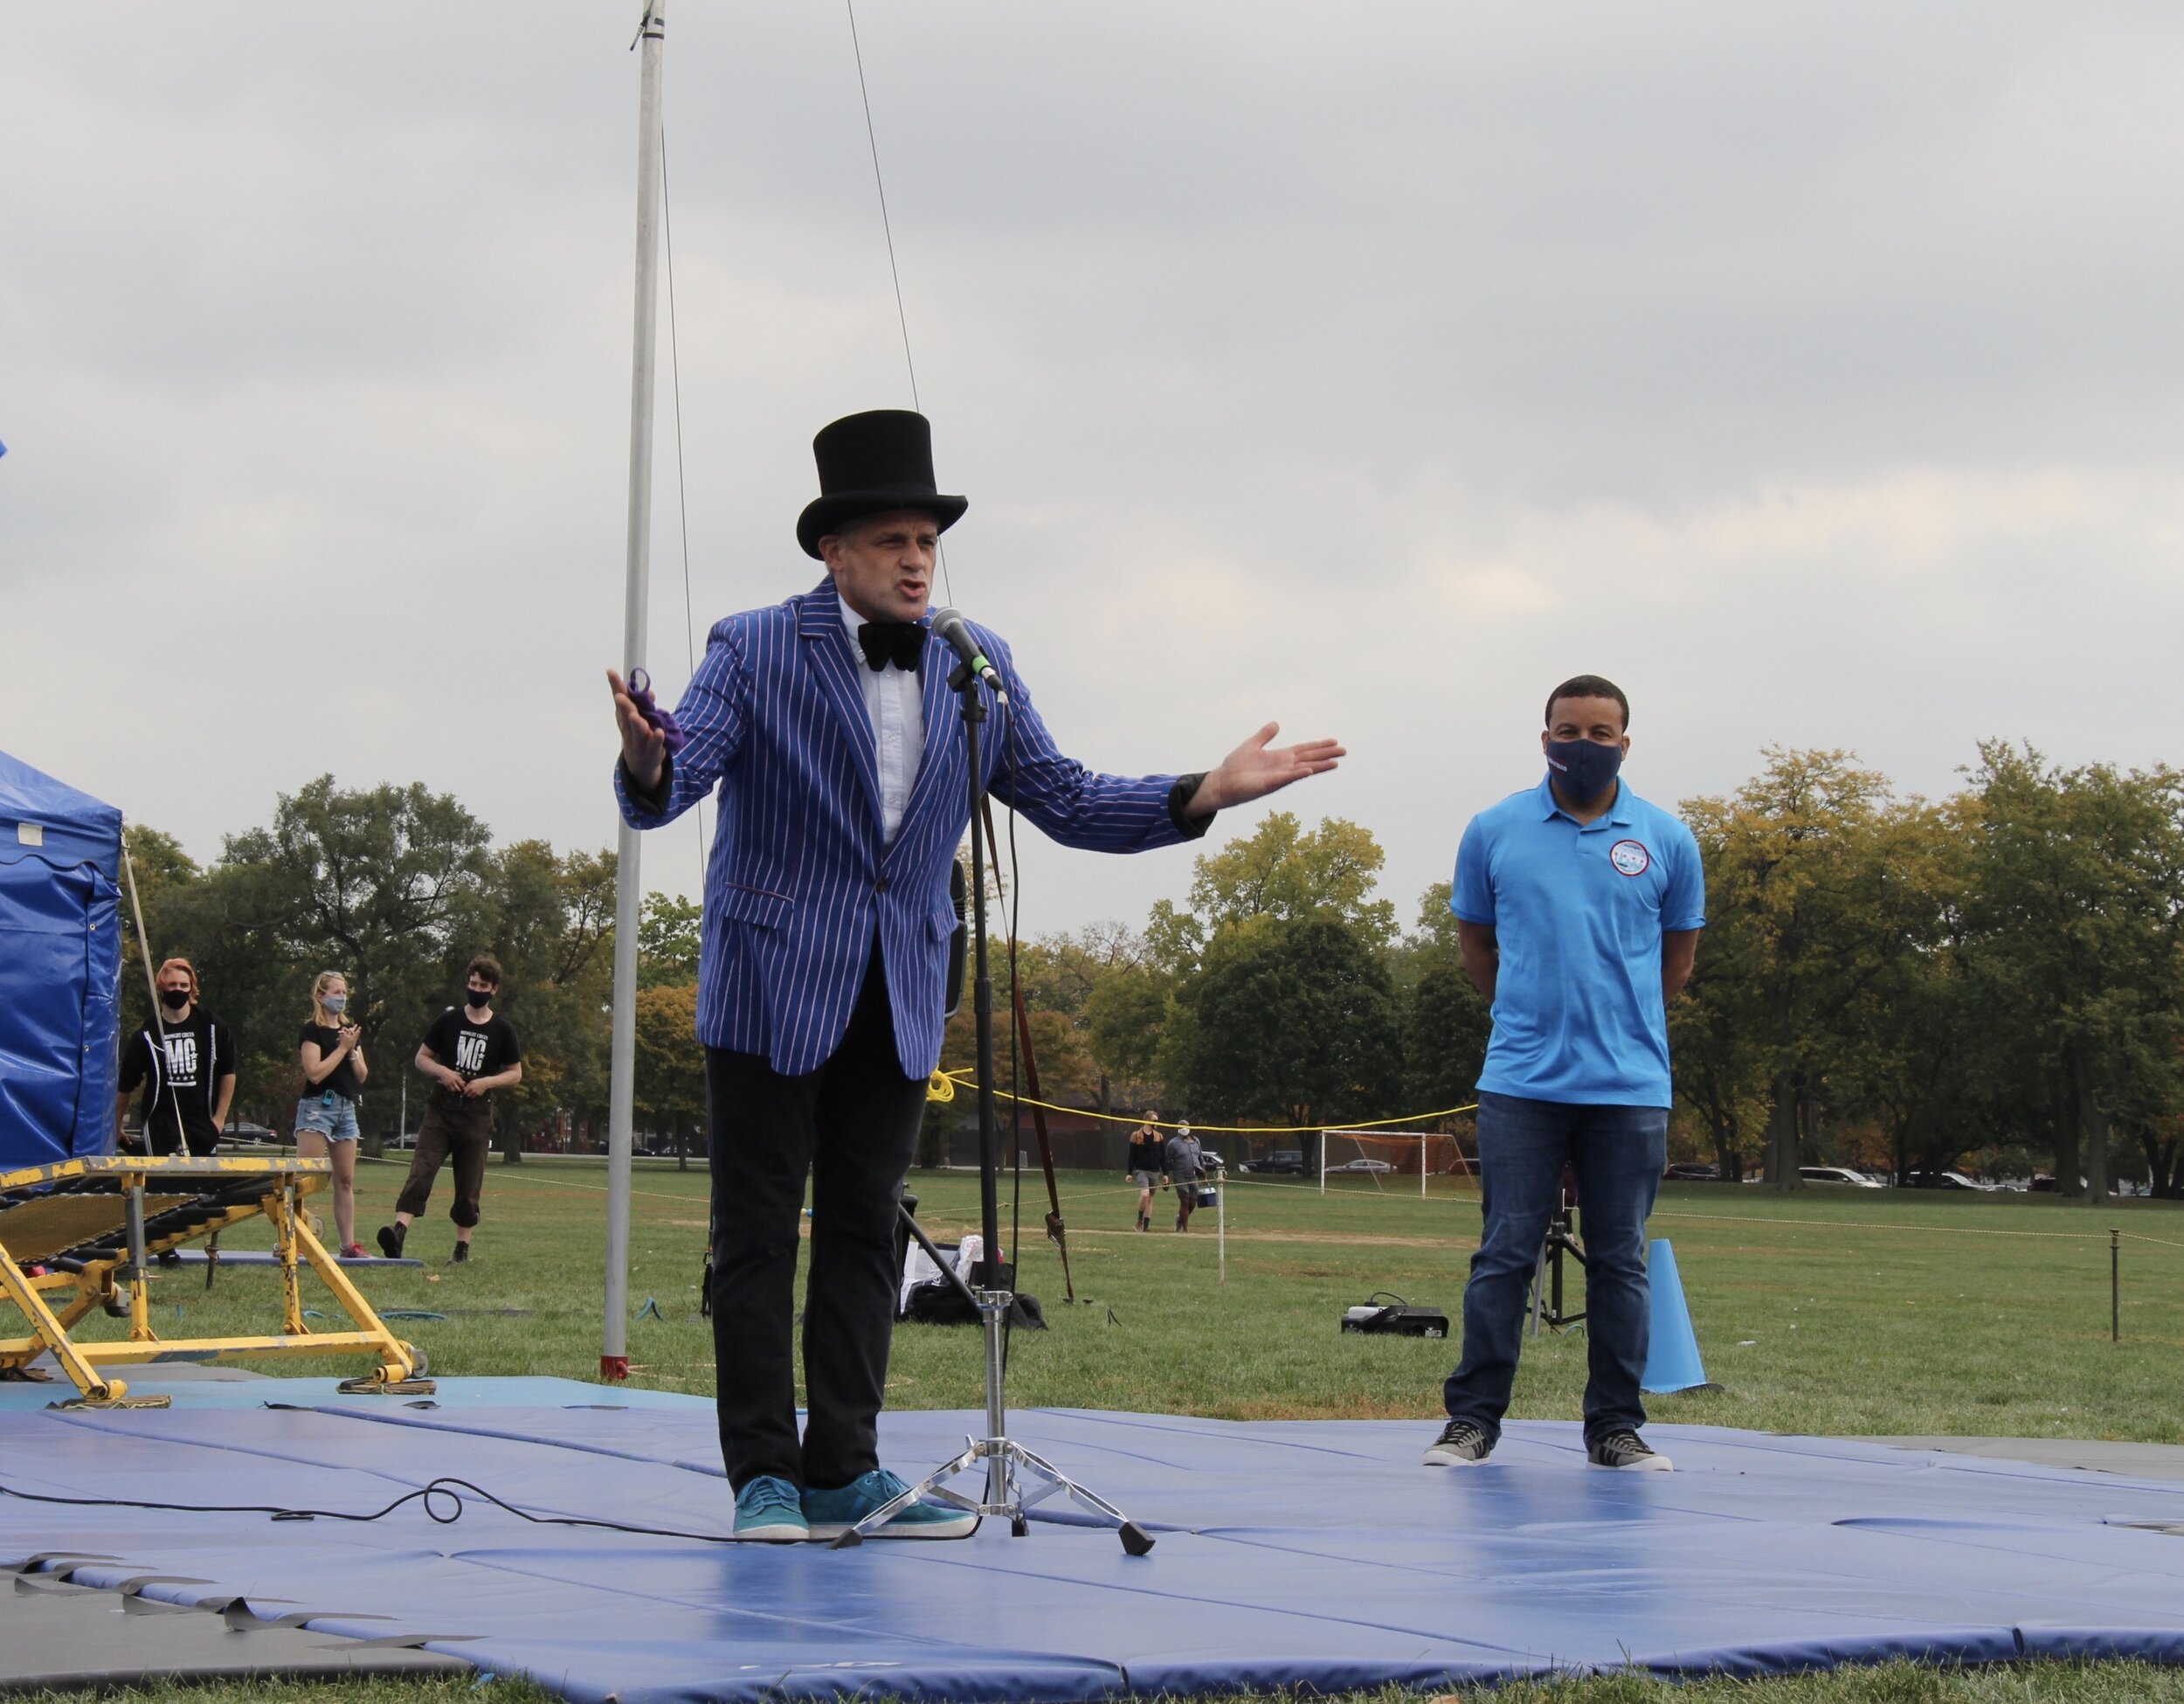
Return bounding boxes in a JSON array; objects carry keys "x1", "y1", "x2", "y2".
[
  {"x1": 467, "y1": 988, "x2": 494, "y2": 1011},
  {"x1": 1545, "y1": 738, "x2": 1623, "y2": 803},
  {"x1": 159, "y1": 987, "x2": 190, "y2": 1011}
]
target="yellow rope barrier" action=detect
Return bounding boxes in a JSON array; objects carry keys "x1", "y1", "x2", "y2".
[{"x1": 927, "y1": 1070, "x2": 1477, "y2": 1133}]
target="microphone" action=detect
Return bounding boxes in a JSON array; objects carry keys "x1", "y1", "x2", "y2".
[{"x1": 929, "y1": 607, "x2": 1006, "y2": 701}]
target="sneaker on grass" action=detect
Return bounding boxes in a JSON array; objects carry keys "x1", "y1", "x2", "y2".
[
  {"x1": 802, "y1": 1469, "x2": 978, "y2": 1540},
  {"x1": 450, "y1": 1242, "x2": 470, "y2": 1264},
  {"x1": 1422, "y1": 1418, "x2": 1493, "y2": 1466},
  {"x1": 733, "y1": 1475, "x2": 810, "y2": 1541},
  {"x1": 376, "y1": 1223, "x2": 404, "y2": 1259},
  {"x1": 1588, "y1": 1430, "x2": 1673, "y2": 1471}
]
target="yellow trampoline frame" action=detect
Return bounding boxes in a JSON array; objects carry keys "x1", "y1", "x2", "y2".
[{"x1": 0, "y1": 1154, "x2": 431, "y2": 1408}]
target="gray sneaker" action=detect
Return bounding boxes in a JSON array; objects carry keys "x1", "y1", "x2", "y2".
[
  {"x1": 1588, "y1": 1430, "x2": 1673, "y2": 1471},
  {"x1": 1422, "y1": 1418, "x2": 1494, "y2": 1465}
]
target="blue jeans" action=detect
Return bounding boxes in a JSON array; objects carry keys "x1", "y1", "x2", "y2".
[
  {"x1": 1442, "y1": 1091, "x2": 1667, "y2": 1445},
  {"x1": 294, "y1": 1091, "x2": 360, "y2": 1143}
]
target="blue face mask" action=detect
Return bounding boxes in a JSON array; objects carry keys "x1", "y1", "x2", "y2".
[{"x1": 1545, "y1": 738, "x2": 1622, "y2": 803}]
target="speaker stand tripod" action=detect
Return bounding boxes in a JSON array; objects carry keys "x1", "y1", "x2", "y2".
[{"x1": 1528, "y1": 1201, "x2": 1587, "y2": 1336}]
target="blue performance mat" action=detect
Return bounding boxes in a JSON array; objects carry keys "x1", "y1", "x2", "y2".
[{"x1": 4, "y1": 1381, "x2": 2184, "y2": 1702}]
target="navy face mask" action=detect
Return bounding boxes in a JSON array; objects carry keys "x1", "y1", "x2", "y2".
[{"x1": 1545, "y1": 738, "x2": 1623, "y2": 803}]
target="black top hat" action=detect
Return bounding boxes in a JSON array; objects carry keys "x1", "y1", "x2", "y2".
[{"x1": 796, "y1": 409, "x2": 968, "y2": 559}]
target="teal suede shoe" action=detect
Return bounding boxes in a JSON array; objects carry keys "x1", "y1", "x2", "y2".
[
  {"x1": 733, "y1": 1474, "x2": 810, "y2": 1541},
  {"x1": 802, "y1": 1469, "x2": 978, "y2": 1540}
]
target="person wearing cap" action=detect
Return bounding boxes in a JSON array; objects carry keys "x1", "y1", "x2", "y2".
[
  {"x1": 1164, "y1": 1121, "x2": 1205, "y2": 1232},
  {"x1": 608, "y1": 409, "x2": 1342, "y2": 1542}
]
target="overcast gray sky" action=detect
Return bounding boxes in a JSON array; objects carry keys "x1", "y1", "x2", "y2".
[{"x1": 6, "y1": 3, "x2": 2182, "y2": 937}]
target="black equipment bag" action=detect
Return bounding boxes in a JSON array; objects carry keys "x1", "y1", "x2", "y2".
[
  {"x1": 1339, "y1": 1291, "x2": 1448, "y2": 1339},
  {"x1": 902, "y1": 1281, "x2": 1046, "y2": 1330}
]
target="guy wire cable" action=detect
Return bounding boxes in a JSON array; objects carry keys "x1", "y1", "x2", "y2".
[
  {"x1": 119, "y1": 828, "x2": 189, "y2": 1154},
  {"x1": 845, "y1": 0, "x2": 952, "y2": 606},
  {"x1": 659, "y1": 116, "x2": 708, "y2": 879}
]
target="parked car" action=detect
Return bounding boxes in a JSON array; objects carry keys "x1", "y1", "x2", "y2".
[
  {"x1": 1902, "y1": 1169, "x2": 1990, "y2": 1191},
  {"x1": 1800, "y1": 1165, "x2": 1885, "y2": 1188},
  {"x1": 1327, "y1": 1157, "x2": 1396, "y2": 1174},
  {"x1": 1663, "y1": 1162, "x2": 1721, "y2": 1181},
  {"x1": 1244, "y1": 1150, "x2": 1307, "y2": 1175}
]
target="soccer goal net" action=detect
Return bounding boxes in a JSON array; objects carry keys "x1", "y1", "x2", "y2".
[{"x1": 1319, "y1": 1130, "x2": 1475, "y2": 1196}]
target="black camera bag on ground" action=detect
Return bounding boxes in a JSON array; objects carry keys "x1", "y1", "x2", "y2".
[{"x1": 1339, "y1": 1292, "x2": 1448, "y2": 1339}]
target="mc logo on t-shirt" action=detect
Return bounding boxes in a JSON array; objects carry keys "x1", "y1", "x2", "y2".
[
  {"x1": 162, "y1": 1033, "x2": 201, "y2": 1086},
  {"x1": 456, "y1": 1031, "x2": 489, "y2": 1075}
]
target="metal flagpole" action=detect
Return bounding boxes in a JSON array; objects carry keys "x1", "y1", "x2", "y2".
[{"x1": 604, "y1": 0, "x2": 667, "y2": 1382}]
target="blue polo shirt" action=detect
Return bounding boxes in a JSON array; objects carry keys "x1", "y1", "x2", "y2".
[{"x1": 1452, "y1": 775, "x2": 1704, "y2": 1108}]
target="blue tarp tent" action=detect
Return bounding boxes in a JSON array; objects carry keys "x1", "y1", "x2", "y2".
[{"x1": 0, "y1": 749, "x2": 122, "y2": 1168}]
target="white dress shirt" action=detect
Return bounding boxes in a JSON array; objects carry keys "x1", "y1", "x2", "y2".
[{"x1": 838, "y1": 596, "x2": 924, "y2": 843}]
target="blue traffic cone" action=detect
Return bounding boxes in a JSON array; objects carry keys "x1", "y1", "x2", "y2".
[{"x1": 1641, "y1": 1238, "x2": 1716, "y2": 1393}]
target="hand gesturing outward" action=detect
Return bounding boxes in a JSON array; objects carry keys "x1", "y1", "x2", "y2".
[{"x1": 1184, "y1": 724, "x2": 1345, "y2": 819}]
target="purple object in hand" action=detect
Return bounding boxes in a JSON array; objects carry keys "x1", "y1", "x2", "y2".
[{"x1": 624, "y1": 668, "x2": 688, "y2": 758}]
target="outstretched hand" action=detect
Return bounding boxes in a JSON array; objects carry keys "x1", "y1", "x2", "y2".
[
  {"x1": 1185, "y1": 723, "x2": 1344, "y2": 819},
  {"x1": 606, "y1": 669, "x2": 667, "y2": 792}
]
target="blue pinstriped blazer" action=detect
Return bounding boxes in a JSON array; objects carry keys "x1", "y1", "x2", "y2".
[{"x1": 614, "y1": 578, "x2": 1202, "y2": 1077}]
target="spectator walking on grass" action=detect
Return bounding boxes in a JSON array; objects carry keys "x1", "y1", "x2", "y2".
[
  {"x1": 1426, "y1": 675, "x2": 1704, "y2": 1474},
  {"x1": 1165, "y1": 1121, "x2": 1204, "y2": 1232},
  {"x1": 379, "y1": 956, "x2": 522, "y2": 1264},
  {"x1": 1126, "y1": 1112, "x2": 1167, "y2": 1231},
  {"x1": 296, "y1": 970, "x2": 368, "y2": 1257}
]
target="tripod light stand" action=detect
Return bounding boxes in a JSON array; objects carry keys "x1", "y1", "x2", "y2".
[
  {"x1": 833, "y1": 655, "x2": 1154, "y2": 1555},
  {"x1": 1528, "y1": 1172, "x2": 1587, "y2": 1336}
]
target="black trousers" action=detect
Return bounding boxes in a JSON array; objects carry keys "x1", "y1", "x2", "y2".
[
  {"x1": 396, "y1": 1095, "x2": 494, "y2": 1227},
  {"x1": 703, "y1": 943, "x2": 928, "y2": 1493}
]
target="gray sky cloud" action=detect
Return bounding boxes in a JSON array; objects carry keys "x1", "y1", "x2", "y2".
[{"x1": 4, "y1": 3, "x2": 2181, "y2": 937}]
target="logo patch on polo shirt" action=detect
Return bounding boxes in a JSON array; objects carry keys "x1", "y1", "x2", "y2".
[{"x1": 1608, "y1": 839, "x2": 1651, "y2": 877}]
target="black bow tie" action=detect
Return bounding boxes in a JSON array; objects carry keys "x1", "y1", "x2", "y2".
[{"x1": 857, "y1": 620, "x2": 924, "y2": 673}]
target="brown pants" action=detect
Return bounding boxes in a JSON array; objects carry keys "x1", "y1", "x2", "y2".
[{"x1": 396, "y1": 1095, "x2": 494, "y2": 1229}]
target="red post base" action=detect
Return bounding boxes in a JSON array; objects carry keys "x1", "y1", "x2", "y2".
[{"x1": 600, "y1": 1354, "x2": 630, "y2": 1382}]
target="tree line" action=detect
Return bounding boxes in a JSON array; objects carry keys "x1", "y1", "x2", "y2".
[
  {"x1": 130, "y1": 744, "x2": 2184, "y2": 1198},
  {"x1": 127, "y1": 776, "x2": 699, "y2": 1160}
]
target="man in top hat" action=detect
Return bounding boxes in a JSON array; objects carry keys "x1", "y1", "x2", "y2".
[{"x1": 609, "y1": 408, "x2": 1342, "y2": 1542}]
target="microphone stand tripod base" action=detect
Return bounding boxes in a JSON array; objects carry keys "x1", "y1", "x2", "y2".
[
  {"x1": 835, "y1": 655, "x2": 1153, "y2": 1558},
  {"x1": 827, "y1": 1298, "x2": 1155, "y2": 1555}
]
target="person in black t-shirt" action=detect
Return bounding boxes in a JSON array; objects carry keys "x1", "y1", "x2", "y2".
[
  {"x1": 296, "y1": 969, "x2": 370, "y2": 1256},
  {"x1": 1125, "y1": 1112, "x2": 1168, "y2": 1232},
  {"x1": 379, "y1": 954, "x2": 522, "y2": 1264},
  {"x1": 115, "y1": 958, "x2": 237, "y2": 1159}
]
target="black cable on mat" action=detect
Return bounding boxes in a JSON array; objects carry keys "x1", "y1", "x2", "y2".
[{"x1": 0, "y1": 1474, "x2": 970, "y2": 1546}]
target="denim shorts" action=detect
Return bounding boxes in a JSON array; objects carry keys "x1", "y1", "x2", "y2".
[{"x1": 294, "y1": 1092, "x2": 360, "y2": 1144}]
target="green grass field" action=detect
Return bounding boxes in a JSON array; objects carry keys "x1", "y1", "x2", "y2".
[{"x1": 35, "y1": 1156, "x2": 2184, "y2": 1702}]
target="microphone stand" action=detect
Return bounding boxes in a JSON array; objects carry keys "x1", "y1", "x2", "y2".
[{"x1": 833, "y1": 659, "x2": 1154, "y2": 1555}]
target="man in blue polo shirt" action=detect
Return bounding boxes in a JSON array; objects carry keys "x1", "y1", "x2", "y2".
[{"x1": 1425, "y1": 675, "x2": 1703, "y2": 1472}]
